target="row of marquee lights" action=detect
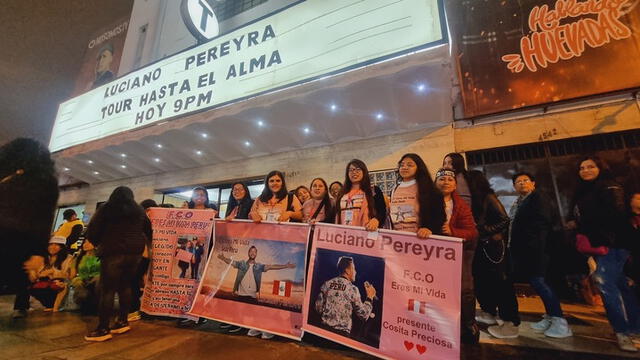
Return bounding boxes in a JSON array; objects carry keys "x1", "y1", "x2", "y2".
[{"x1": 61, "y1": 82, "x2": 430, "y2": 176}]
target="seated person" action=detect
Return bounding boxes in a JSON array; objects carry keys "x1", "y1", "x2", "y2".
[
  {"x1": 70, "y1": 238, "x2": 101, "y2": 314},
  {"x1": 28, "y1": 236, "x2": 72, "y2": 311}
]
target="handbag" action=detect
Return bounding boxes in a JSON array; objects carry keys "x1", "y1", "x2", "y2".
[{"x1": 575, "y1": 233, "x2": 609, "y2": 256}]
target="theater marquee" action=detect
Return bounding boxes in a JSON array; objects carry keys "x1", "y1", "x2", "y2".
[{"x1": 49, "y1": 0, "x2": 445, "y2": 152}]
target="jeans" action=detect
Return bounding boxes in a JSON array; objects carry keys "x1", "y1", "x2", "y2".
[
  {"x1": 593, "y1": 248, "x2": 640, "y2": 334},
  {"x1": 97, "y1": 254, "x2": 141, "y2": 330},
  {"x1": 530, "y1": 276, "x2": 563, "y2": 317},
  {"x1": 473, "y1": 245, "x2": 521, "y2": 325}
]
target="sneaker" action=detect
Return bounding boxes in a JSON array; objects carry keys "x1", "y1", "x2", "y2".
[
  {"x1": 228, "y1": 326, "x2": 244, "y2": 334},
  {"x1": 247, "y1": 329, "x2": 262, "y2": 337},
  {"x1": 530, "y1": 315, "x2": 552, "y2": 332},
  {"x1": 488, "y1": 322, "x2": 519, "y2": 339},
  {"x1": 11, "y1": 310, "x2": 27, "y2": 319},
  {"x1": 544, "y1": 317, "x2": 572, "y2": 338},
  {"x1": 261, "y1": 332, "x2": 275, "y2": 340},
  {"x1": 85, "y1": 328, "x2": 113, "y2": 342},
  {"x1": 110, "y1": 321, "x2": 131, "y2": 334},
  {"x1": 475, "y1": 310, "x2": 498, "y2": 325},
  {"x1": 617, "y1": 333, "x2": 639, "y2": 352},
  {"x1": 219, "y1": 323, "x2": 232, "y2": 329},
  {"x1": 177, "y1": 319, "x2": 197, "y2": 327},
  {"x1": 127, "y1": 311, "x2": 141, "y2": 322}
]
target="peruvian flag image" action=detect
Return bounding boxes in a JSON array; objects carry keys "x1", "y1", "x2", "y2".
[
  {"x1": 408, "y1": 299, "x2": 427, "y2": 314},
  {"x1": 272, "y1": 280, "x2": 292, "y2": 297}
]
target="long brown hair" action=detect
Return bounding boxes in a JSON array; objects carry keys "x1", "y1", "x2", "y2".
[{"x1": 336, "y1": 159, "x2": 376, "y2": 223}]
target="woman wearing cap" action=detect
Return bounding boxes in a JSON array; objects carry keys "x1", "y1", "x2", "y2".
[
  {"x1": 435, "y1": 168, "x2": 479, "y2": 344},
  {"x1": 27, "y1": 236, "x2": 72, "y2": 312}
]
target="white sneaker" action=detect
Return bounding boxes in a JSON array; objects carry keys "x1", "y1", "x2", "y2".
[
  {"x1": 530, "y1": 314, "x2": 552, "y2": 332},
  {"x1": 475, "y1": 310, "x2": 498, "y2": 325},
  {"x1": 261, "y1": 332, "x2": 275, "y2": 340},
  {"x1": 247, "y1": 329, "x2": 261, "y2": 337},
  {"x1": 487, "y1": 322, "x2": 519, "y2": 339},
  {"x1": 543, "y1": 317, "x2": 572, "y2": 338},
  {"x1": 617, "y1": 333, "x2": 639, "y2": 352}
]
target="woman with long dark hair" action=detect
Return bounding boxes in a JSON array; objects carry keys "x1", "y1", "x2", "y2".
[
  {"x1": 390, "y1": 153, "x2": 445, "y2": 238},
  {"x1": 27, "y1": 236, "x2": 71, "y2": 312},
  {"x1": 329, "y1": 181, "x2": 343, "y2": 200},
  {"x1": 84, "y1": 186, "x2": 152, "y2": 342},
  {"x1": 569, "y1": 155, "x2": 638, "y2": 351},
  {"x1": 443, "y1": 152, "x2": 472, "y2": 206},
  {"x1": 250, "y1": 170, "x2": 302, "y2": 223},
  {"x1": 225, "y1": 182, "x2": 254, "y2": 220},
  {"x1": 295, "y1": 185, "x2": 311, "y2": 205},
  {"x1": 335, "y1": 159, "x2": 379, "y2": 231},
  {"x1": 188, "y1": 186, "x2": 217, "y2": 211},
  {"x1": 302, "y1": 178, "x2": 336, "y2": 223},
  {"x1": 465, "y1": 170, "x2": 521, "y2": 339}
]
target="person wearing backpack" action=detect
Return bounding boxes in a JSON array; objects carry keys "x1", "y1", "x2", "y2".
[
  {"x1": 250, "y1": 170, "x2": 302, "y2": 224},
  {"x1": 302, "y1": 178, "x2": 336, "y2": 224}
]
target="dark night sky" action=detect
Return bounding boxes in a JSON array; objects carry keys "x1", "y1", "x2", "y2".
[{"x1": 0, "y1": 0, "x2": 133, "y2": 146}]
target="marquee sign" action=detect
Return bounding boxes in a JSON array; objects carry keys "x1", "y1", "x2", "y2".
[{"x1": 49, "y1": 0, "x2": 444, "y2": 152}]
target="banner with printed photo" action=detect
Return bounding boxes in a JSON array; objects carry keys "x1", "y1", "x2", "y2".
[
  {"x1": 141, "y1": 208, "x2": 216, "y2": 318},
  {"x1": 189, "y1": 220, "x2": 310, "y2": 339},
  {"x1": 303, "y1": 223, "x2": 462, "y2": 360},
  {"x1": 445, "y1": 0, "x2": 640, "y2": 117}
]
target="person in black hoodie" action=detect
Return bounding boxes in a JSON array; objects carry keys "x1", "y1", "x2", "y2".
[
  {"x1": 465, "y1": 170, "x2": 520, "y2": 338},
  {"x1": 84, "y1": 186, "x2": 152, "y2": 342},
  {"x1": 568, "y1": 155, "x2": 639, "y2": 352},
  {"x1": 0, "y1": 138, "x2": 59, "y2": 319}
]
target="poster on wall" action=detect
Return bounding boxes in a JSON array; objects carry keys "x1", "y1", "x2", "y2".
[
  {"x1": 303, "y1": 224, "x2": 462, "y2": 360},
  {"x1": 141, "y1": 208, "x2": 215, "y2": 318},
  {"x1": 189, "y1": 220, "x2": 310, "y2": 339},
  {"x1": 72, "y1": 16, "x2": 130, "y2": 97},
  {"x1": 445, "y1": 0, "x2": 640, "y2": 117}
]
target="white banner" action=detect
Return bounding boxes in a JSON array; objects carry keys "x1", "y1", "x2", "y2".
[{"x1": 49, "y1": 0, "x2": 444, "y2": 152}]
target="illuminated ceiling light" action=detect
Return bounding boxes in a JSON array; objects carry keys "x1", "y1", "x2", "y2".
[
  {"x1": 120, "y1": 165, "x2": 127, "y2": 169},
  {"x1": 63, "y1": 167, "x2": 70, "y2": 171},
  {"x1": 156, "y1": 143, "x2": 163, "y2": 149},
  {"x1": 120, "y1": 153, "x2": 127, "y2": 158},
  {"x1": 93, "y1": 171, "x2": 99, "y2": 175},
  {"x1": 417, "y1": 83, "x2": 427, "y2": 92},
  {"x1": 375, "y1": 112, "x2": 384, "y2": 120},
  {"x1": 195, "y1": 150, "x2": 203, "y2": 156},
  {"x1": 154, "y1": 158, "x2": 161, "y2": 163},
  {"x1": 244, "y1": 141, "x2": 251, "y2": 147},
  {"x1": 87, "y1": 160, "x2": 93, "y2": 164},
  {"x1": 330, "y1": 103, "x2": 337, "y2": 111},
  {"x1": 257, "y1": 120, "x2": 265, "y2": 127},
  {"x1": 303, "y1": 127, "x2": 311, "y2": 134},
  {"x1": 201, "y1": 133, "x2": 208, "y2": 138}
]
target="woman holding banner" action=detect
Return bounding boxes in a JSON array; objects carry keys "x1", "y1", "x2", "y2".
[
  {"x1": 435, "y1": 168, "x2": 480, "y2": 345},
  {"x1": 250, "y1": 170, "x2": 303, "y2": 223},
  {"x1": 335, "y1": 160, "x2": 379, "y2": 232},
  {"x1": 224, "y1": 182, "x2": 253, "y2": 221},
  {"x1": 389, "y1": 153, "x2": 445, "y2": 238}
]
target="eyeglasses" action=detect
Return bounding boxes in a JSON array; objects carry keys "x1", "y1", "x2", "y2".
[
  {"x1": 348, "y1": 168, "x2": 363, "y2": 173},
  {"x1": 515, "y1": 179, "x2": 531, "y2": 185}
]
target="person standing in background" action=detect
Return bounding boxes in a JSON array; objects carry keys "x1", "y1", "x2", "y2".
[
  {"x1": 55, "y1": 209, "x2": 84, "y2": 251},
  {"x1": 443, "y1": 153, "x2": 473, "y2": 206}
]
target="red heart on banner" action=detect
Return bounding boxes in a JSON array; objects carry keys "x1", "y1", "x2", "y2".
[
  {"x1": 404, "y1": 341, "x2": 414, "y2": 351},
  {"x1": 416, "y1": 344, "x2": 427, "y2": 354}
]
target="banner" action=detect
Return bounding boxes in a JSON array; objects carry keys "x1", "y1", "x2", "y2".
[
  {"x1": 446, "y1": 0, "x2": 640, "y2": 117},
  {"x1": 49, "y1": 0, "x2": 445, "y2": 152},
  {"x1": 189, "y1": 220, "x2": 310, "y2": 339},
  {"x1": 72, "y1": 16, "x2": 130, "y2": 97},
  {"x1": 141, "y1": 208, "x2": 216, "y2": 318},
  {"x1": 303, "y1": 224, "x2": 462, "y2": 360}
]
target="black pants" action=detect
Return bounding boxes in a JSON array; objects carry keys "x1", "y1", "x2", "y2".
[
  {"x1": 97, "y1": 254, "x2": 141, "y2": 330},
  {"x1": 461, "y1": 247, "x2": 478, "y2": 339},
  {"x1": 191, "y1": 260, "x2": 201, "y2": 280},
  {"x1": 13, "y1": 270, "x2": 31, "y2": 311},
  {"x1": 29, "y1": 287, "x2": 57, "y2": 308},
  {"x1": 473, "y1": 242, "x2": 520, "y2": 325},
  {"x1": 131, "y1": 257, "x2": 149, "y2": 312}
]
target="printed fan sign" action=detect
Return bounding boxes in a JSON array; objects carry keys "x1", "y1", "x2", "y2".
[
  {"x1": 141, "y1": 208, "x2": 215, "y2": 318},
  {"x1": 303, "y1": 224, "x2": 462, "y2": 360},
  {"x1": 189, "y1": 220, "x2": 310, "y2": 339},
  {"x1": 445, "y1": 0, "x2": 640, "y2": 117}
]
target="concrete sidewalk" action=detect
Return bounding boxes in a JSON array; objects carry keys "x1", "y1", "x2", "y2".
[{"x1": 0, "y1": 294, "x2": 636, "y2": 360}]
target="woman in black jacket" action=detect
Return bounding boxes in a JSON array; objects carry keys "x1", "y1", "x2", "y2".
[
  {"x1": 224, "y1": 182, "x2": 253, "y2": 220},
  {"x1": 84, "y1": 186, "x2": 152, "y2": 342},
  {"x1": 467, "y1": 171, "x2": 520, "y2": 338},
  {"x1": 569, "y1": 156, "x2": 640, "y2": 352}
]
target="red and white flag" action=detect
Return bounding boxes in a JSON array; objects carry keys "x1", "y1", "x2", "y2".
[
  {"x1": 408, "y1": 299, "x2": 427, "y2": 314},
  {"x1": 272, "y1": 280, "x2": 292, "y2": 297}
]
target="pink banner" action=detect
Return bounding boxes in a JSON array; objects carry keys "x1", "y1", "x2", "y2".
[
  {"x1": 303, "y1": 223, "x2": 462, "y2": 360},
  {"x1": 189, "y1": 220, "x2": 310, "y2": 339},
  {"x1": 141, "y1": 208, "x2": 215, "y2": 318}
]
